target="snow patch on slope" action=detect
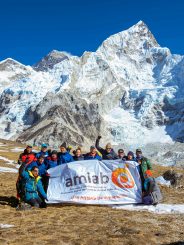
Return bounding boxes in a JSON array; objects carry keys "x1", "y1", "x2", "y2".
[{"x1": 112, "y1": 204, "x2": 184, "y2": 214}]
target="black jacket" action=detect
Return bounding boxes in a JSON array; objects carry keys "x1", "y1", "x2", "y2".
[
  {"x1": 73, "y1": 155, "x2": 85, "y2": 161},
  {"x1": 95, "y1": 138, "x2": 118, "y2": 160}
]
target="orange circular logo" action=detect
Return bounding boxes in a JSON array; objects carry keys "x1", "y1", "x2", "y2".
[{"x1": 112, "y1": 167, "x2": 135, "y2": 188}]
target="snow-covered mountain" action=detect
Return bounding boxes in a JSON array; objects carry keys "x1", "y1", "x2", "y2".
[{"x1": 0, "y1": 20, "x2": 184, "y2": 149}]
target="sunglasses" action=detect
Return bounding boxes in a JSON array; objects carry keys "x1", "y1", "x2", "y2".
[{"x1": 106, "y1": 148, "x2": 111, "y2": 150}]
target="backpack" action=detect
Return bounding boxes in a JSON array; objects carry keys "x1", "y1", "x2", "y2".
[{"x1": 143, "y1": 178, "x2": 163, "y2": 205}]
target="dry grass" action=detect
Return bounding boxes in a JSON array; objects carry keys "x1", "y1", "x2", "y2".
[{"x1": 0, "y1": 140, "x2": 184, "y2": 245}]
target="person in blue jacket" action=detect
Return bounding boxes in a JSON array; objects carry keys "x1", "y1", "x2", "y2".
[
  {"x1": 57, "y1": 142, "x2": 74, "y2": 165},
  {"x1": 20, "y1": 163, "x2": 48, "y2": 208},
  {"x1": 26, "y1": 155, "x2": 49, "y2": 193},
  {"x1": 26, "y1": 155, "x2": 47, "y2": 177},
  {"x1": 84, "y1": 146, "x2": 102, "y2": 160},
  {"x1": 36, "y1": 143, "x2": 49, "y2": 159},
  {"x1": 45, "y1": 150, "x2": 58, "y2": 169}
]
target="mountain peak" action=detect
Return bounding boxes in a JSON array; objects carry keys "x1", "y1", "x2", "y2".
[
  {"x1": 47, "y1": 50, "x2": 71, "y2": 59},
  {"x1": 0, "y1": 58, "x2": 24, "y2": 66},
  {"x1": 134, "y1": 20, "x2": 147, "y2": 27},
  {"x1": 97, "y1": 20, "x2": 159, "y2": 56},
  {"x1": 129, "y1": 20, "x2": 151, "y2": 34},
  {"x1": 33, "y1": 50, "x2": 71, "y2": 72},
  {"x1": 0, "y1": 58, "x2": 27, "y2": 72}
]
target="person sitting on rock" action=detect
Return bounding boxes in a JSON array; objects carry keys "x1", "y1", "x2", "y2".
[
  {"x1": 57, "y1": 142, "x2": 74, "y2": 164},
  {"x1": 142, "y1": 170, "x2": 163, "y2": 205},
  {"x1": 95, "y1": 136, "x2": 118, "y2": 160},
  {"x1": 125, "y1": 151, "x2": 135, "y2": 161},
  {"x1": 20, "y1": 164, "x2": 48, "y2": 208},
  {"x1": 73, "y1": 148, "x2": 84, "y2": 161},
  {"x1": 36, "y1": 143, "x2": 49, "y2": 159},
  {"x1": 118, "y1": 149, "x2": 126, "y2": 161},
  {"x1": 18, "y1": 145, "x2": 36, "y2": 166},
  {"x1": 84, "y1": 146, "x2": 102, "y2": 160}
]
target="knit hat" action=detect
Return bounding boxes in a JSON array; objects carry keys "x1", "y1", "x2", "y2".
[
  {"x1": 26, "y1": 144, "x2": 32, "y2": 148},
  {"x1": 60, "y1": 142, "x2": 67, "y2": 149},
  {"x1": 106, "y1": 143, "x2": 112, "y2": 149},
  {"x1": 41, "y1": 143, "x2": 48, "y2": 148}
]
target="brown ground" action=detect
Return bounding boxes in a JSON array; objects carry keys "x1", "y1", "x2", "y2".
[{"x1": 0, "y1": 140, "x2": 184, "y2": 245}]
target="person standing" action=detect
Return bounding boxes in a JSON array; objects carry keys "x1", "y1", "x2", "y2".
[
  {"x1": 84, "y1": 146, "x2": 102, "y2": 160},
  {"x1": 73, "y1": 148, "x2": 84, "y2": 161},
  {"x1": 18, "y1": 145, "x2": 36, "y2": 165},
  {"x1": 136, "y1": 148, "x2": 153, "y2": 188},
  {"x1": 57, "y1": 142, "x2": 74, "y2": 165},
  {"x1": 125, "y1": 151, "x2": 136, "y2": 161},
  {"x1": 95, "y1": 136, "x2": 118, "y2": 160},
  {"x1": 118, "y1": 149, "x2": 126, "y2": 160},
  {"x1": 36, "y1": 143, "x2": 49, "y2": 159},
  {"x1": 136, "y1": 149, "x2": 152, "y2": 175}
]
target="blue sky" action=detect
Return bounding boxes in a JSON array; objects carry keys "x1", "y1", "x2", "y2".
[{"x1": 0, "y1": 0, "x2": 184, "y2": 65}]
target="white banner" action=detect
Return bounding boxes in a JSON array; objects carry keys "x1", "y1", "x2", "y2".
[{"x1": 47, "y1": 160, "x2": 142, "y2": 205}]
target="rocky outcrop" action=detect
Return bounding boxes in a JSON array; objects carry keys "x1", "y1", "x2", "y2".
[
  {"x1": 17, "y1": 92, "x2": 104, "y2": 147},
  {"x1": 163, "y1": 170, "x2": 183, "y2": 187}
]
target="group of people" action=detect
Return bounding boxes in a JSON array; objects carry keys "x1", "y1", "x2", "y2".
[{"x1": 16, "y1": 136, "x2": 162, "y2": 209}]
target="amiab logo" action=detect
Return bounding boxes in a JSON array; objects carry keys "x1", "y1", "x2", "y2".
[{"x1": 112, "y1": 167, "x2": 135, "y2": 188}]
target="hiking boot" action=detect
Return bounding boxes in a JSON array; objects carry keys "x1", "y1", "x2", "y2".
[{"x1": 16, "y1": 202, "x2": 32, "y2": 211}]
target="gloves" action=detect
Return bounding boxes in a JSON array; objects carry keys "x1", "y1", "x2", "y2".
[{"x1": 97, "y1": 135, "x2": 102, "y2": 140}]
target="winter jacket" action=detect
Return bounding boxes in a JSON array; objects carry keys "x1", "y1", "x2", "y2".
[
  {"x1": 57, "y1": 152, "x2": 74, "y2": 165},
  {"x1": 95, "y1": 138, "x2": 118, "y2": 160},
  {"x1": 73, "y1": 155, "x2": 85, "y2": 161},
  {"x1": 18, "y1": 150, "x2": 36, "y2": 165},
  {"x1": 137, "y1": 157, "x2": 152, "y2": 175},
  {"x1": 26, "y1": 161, "x2": 47, "y2": 177},
  {"x1": 143, "y1": 177, "x2": 163, "y2": 204},
  {"x1": 36, "y1": 151, "x2": 49, "y2": 159},
  {"x1": 84, "y1": 153, "x2": 102, "y2": 161},
  {"x1": 21, "y1": 167, "x2": 47, "y2": 201},
  {"x1": 45, "y1": 157, "x2": 58, "y2": 169}
]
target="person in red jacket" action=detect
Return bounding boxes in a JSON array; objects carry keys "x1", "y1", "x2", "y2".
[{"x1": 18, "y1": 145, "x2": 36, "y2": 166}]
